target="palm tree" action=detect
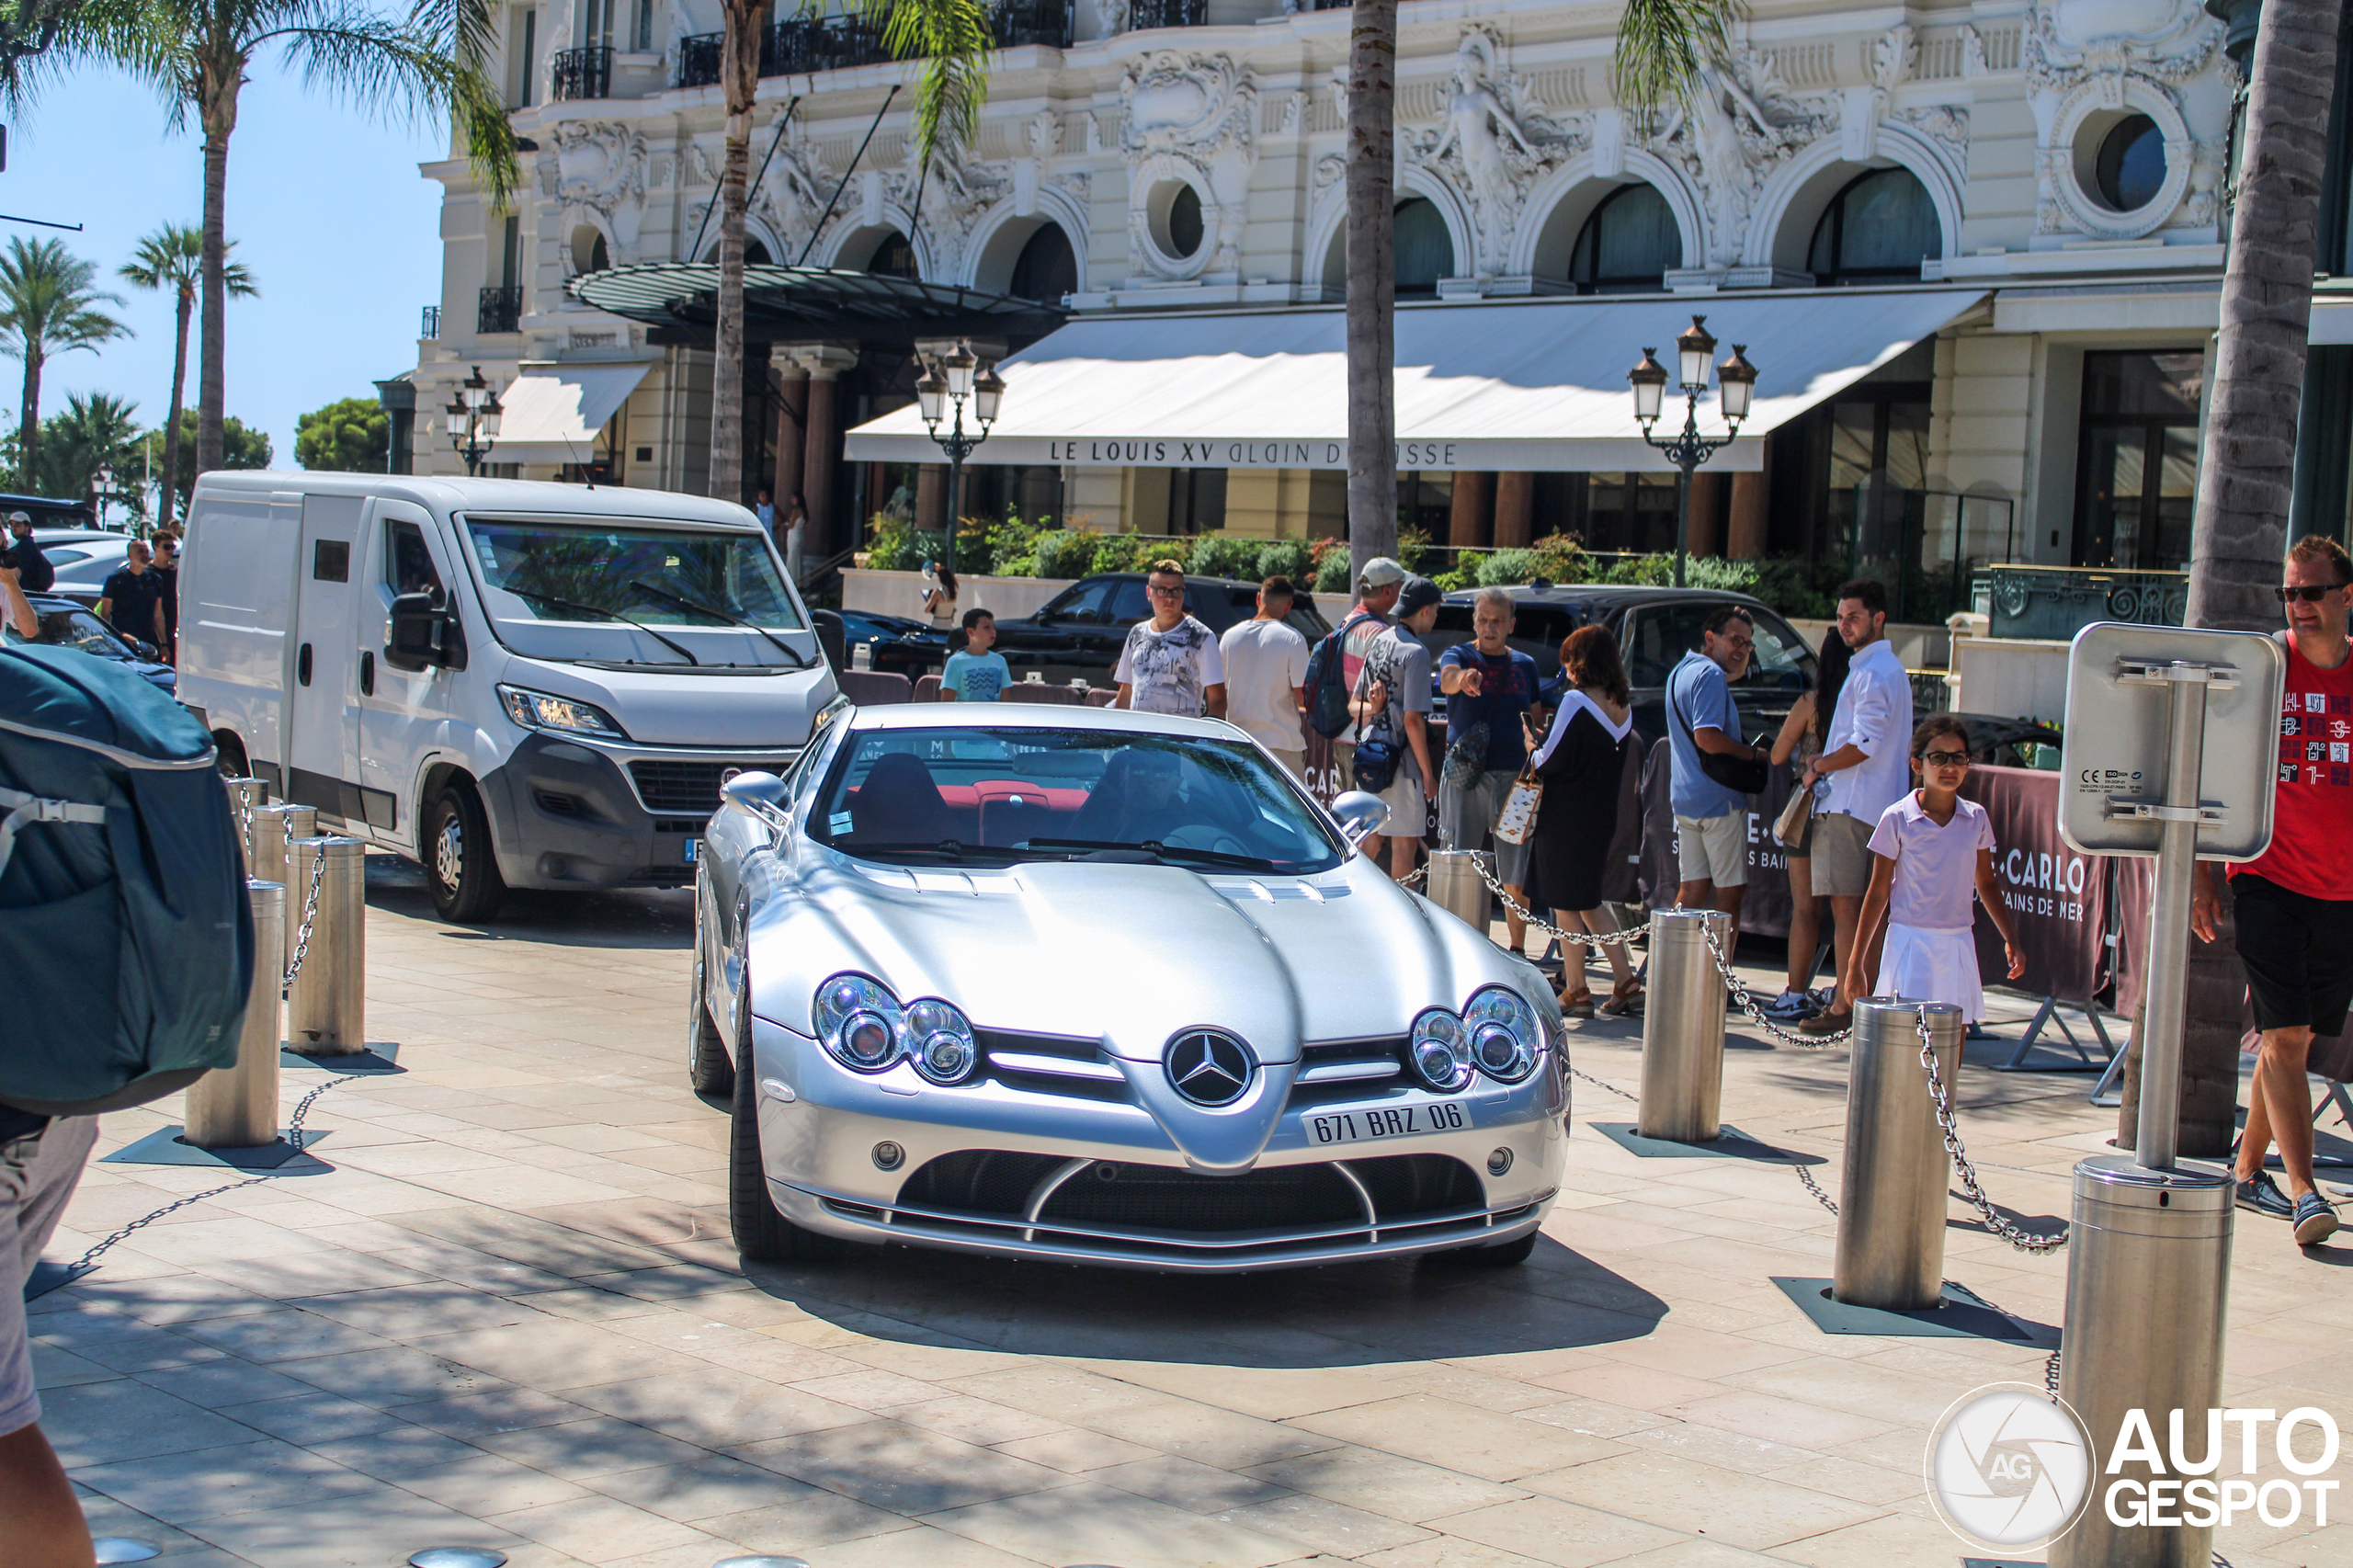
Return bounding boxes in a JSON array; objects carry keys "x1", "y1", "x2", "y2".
[
  {"x1": 0, "y1": 237, "x2": 127, "y2": 489},
  {"x1": 119, "y1": 225, "x2": 256, "y2": 530},
  {"x1": 707, "y1": 0, "x2": 991, "y2": 505},
  {"x1": 38, "y1": 391, "x2": 146, "y2": 520},
  {"x1": 1343, "y1": 0, "x2": 1398, "y2": 586},
  {"x1": 11, "y1": 0, "x2": 516, "y2": 476}
]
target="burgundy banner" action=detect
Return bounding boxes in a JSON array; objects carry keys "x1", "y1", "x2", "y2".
[
  {"x1": 1962, "y1": 766, "x2": 2108, "y2": 1005},
  {"x1": 1635, "y1": 736, "x2": 1794, "y2": 939}
]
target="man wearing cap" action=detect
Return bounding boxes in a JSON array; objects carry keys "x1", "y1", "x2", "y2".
[
  {"x1": 3, "y1": 514, "x2": 51, "y2": 594},
  {"x1": 1332, "y1": 556, "x2": 1404, "y2": 802},
  {"x1": 1350, "y1": 574, "x2": 1443, "y2": 880}
]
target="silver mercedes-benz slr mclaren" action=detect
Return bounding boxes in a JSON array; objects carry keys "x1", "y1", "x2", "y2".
[{"x1": 689, "y1": 699, "x2": 1571, "y2": 1273}]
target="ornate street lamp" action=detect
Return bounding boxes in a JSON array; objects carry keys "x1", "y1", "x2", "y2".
[
  {"x1": 1629, "y1": 316, "x2": 1756, "y2": 587},
  {"x1": 917, "y1": 341, "x2": 1004, "y2": 529},
  {"x1": 445, "y1": 365, "x2": 505, "y2": 476},
  {"x1": 94, "y1": 462, "x2": 114, "y2": 531}
]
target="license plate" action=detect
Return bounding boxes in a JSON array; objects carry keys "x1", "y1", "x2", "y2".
[
  {"x1": 683, "y1": 838, "x2": 699, "y2": 863},
  {"x1": 1307, "y1": 1101, "x2": 1467, "y2": 1145}
]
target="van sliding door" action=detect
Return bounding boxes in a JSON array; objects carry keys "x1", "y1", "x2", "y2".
[{"x1": 286, "y1": 494, "x2": 377, "y2": 826}]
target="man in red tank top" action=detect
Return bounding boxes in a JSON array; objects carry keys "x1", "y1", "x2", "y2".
[{"x1": 2193, "y1": 535, "x2": 2353, "y2": 1248}]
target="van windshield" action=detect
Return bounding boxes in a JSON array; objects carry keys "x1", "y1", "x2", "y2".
[{"x1": 460, "y1": 517, "x2": 802, "y2": 631}]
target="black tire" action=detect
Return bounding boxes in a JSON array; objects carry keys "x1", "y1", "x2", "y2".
[
  {"x1": 688, "y1": 887, "x2": 734, "y2": 1096},
  {"x1": 424, "y1": 780, "x2": 506, "y2": 924},
  {"x1": 729, "y1": 983, "x2": 840, "y2": 1265},
  {"x1": 213, "y1": 732, "x2": 251, "y2": 779}
]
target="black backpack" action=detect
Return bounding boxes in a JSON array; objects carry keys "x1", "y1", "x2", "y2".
[
  {"x1": 1303, "y1": 610, "x2": 1376, "y2": 740},
  {"x1": 0, "y1": 645, "x2": 251, "y2": 1114}
]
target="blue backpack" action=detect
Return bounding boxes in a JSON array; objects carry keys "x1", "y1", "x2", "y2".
[{"x1": 0, "y1": 645, "x2": 251, "y2": 1115}]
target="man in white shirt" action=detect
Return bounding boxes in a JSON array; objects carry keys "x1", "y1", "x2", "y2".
[
  {"x1": 1114, "y1": 560, "x2": 1227, "y2": 718},
  {"x1": 1801, "y1": 578, "x2": 1915, "y2": 1034},
  {"x1": 1219, "y1": 575, "x2": 1310, "y2": 778}
]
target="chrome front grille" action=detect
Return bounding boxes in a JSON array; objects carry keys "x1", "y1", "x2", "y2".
[{"x1": 1288, "y1": 1037, "x2": 1407, "y2": 1107}]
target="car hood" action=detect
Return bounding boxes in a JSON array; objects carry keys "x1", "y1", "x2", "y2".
[{"x1": 498, "y1": 653, "x2": 837, "y2": 747}]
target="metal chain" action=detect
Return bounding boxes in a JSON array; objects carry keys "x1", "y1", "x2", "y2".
[
  {"x1": 1794, "y1": 1162, "x2": 1840, "y2": 1216},
  {"x1": 1913, "y1": 1007, "x2": 2069, "y2": 1253},
  {"x1": 282, "y1": 840, "x2": 326, "y2": 989},
  {"x1": 1461, "y1": 856, "x2": 1643, "y2": 949},
  {"x1": 60, "y1": 1075, "x2": 358, "y2": 1277},
  {"x1": 1567, "y1": 1061, "x2": 1639, "y2": 1104},
  {"x1": 1397, "y1": 862, "x2": 1428, "y2": 889},
  {"x1": 1698, "y1": 920, "x2": 1850, "y2": 1049}
]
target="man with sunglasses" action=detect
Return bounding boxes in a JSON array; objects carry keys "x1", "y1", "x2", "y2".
[
  {"x1": 1113, "y1": 560, "x2": 1227, "y2": 719},
  {"x1": 2194, "y1": 535, "x2": 2352, "y2": 1248}
]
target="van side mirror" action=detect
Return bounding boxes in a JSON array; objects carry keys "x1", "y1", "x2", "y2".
[{"x1": 386, "y1": 591, "x2": 460, "y2": 672}]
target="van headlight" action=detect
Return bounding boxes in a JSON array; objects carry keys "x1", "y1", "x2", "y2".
[
  {"x1": 1408, "y1": 1008, "x2": 1472, "y2": 1093},
  {"x1": 1464, "y1": 985, "x2": 1541, "y2": 1083},
  {"x1": 498, "y1": 684, "x2": 627, "y2": 739},
  {"x1": 811, "y1": 974, "x2": 977, "y2": 1084}
]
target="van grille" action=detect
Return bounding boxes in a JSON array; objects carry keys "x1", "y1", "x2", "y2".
[{"x1": 627, "y1": 758, "x2": 793, "y2": 815}]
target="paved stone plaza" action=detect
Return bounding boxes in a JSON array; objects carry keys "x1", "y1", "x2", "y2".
[{"x1": 27, "y1": 860, "x2": 2351, "y2": 1568}]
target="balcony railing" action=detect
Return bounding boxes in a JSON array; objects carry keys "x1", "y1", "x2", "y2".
[
  {"x1": 1129, "y1": 0, "x2": 1207, "y2": 27},
  {"x1": 420, "y1": 304, "x2": 440, "y2": 339},
  {"x1": 677, "y1": 3, "x2": 1067, "y2": 87},
  {"x1": 477, "y1": 286, "x2": 523, "y2": 335},
  {"x1": 1972, "y1": 565, "x2": 2188, "y2": 642},
  {"x1": 551, "y1": 45, "x2": 613, "y2": 100},
  {"x1": 991, "y1": 0, "x2": 1074, "y2": 48}
]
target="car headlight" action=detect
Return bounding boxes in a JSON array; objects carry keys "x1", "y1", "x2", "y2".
[
  {"x1": 903, "y1": 997, "x2": 978, "y2": 1085},
  {"x1": 498, "y1": 683, "x2": 627, "y2": 739},
  {"x1": 811, "y1": 974, "x2": 978, "y2": 1083},
  {"x1": 1408, "y1": 1008, "x2": 1472, "y2": 1093},
  {"x1": 1464, "y1": 985, "x2": 1541, "y2": 1083}
]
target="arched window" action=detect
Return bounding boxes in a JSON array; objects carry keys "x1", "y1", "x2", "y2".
[
  {"x1": 1568, "y1": 183, "x2": 1681, "y2": 294},
  {"x1": 1394, "y1": 198, "x2": 1452, "y2": 297},
  {"x1": 745, "y1": 239, "x2": 771, "y2": 267},
  {"x1": 866, "y1": 231, "x2": 918, "y2": 279},
  {"x1": 1807, "y1": 168, "x2": 1939, "y2": 285},
  {"x1": 1009, "y1": 223, "x2": 1076, "y2": 303}
]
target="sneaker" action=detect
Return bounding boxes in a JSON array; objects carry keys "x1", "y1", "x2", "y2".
[
  {"x1": 1800, "y1": 1009, "x2": 1852, "y2": 1037},
  {"x1": 2237, "y1": 1171, "x2": 2294, "y2": 1221},
  {"x1": 2292, "y1": 1190, "x2": 2341, "y2": 1246},
  {"x1": 1762, "y1": 989, "x2": 1818, "y2": 1021},
  {"x1": 1806, "y1": 986, "x2": 1836, "y2": 1011}
]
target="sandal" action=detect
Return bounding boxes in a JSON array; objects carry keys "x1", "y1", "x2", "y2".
[
  {"x1": 1559, "y1": 987, "x2": 1596, "y2": 1019},
  {"x1": 1598, "y1": 977, "x2": 1645, "y2": 1017}
]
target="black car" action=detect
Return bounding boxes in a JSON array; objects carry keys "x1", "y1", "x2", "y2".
[
  {"x1": 1421, "y1": 584, "x2": 1818, "y2": 744},
  {"x1": 832, "y1": 608, "x2": 951, "y2": 677},
  {"x1": 988, "y1": 572, "x2": 1334, "y2": 684},
  {"x1": 6, "y1": 592, "x2": 176, "y2": 696}
]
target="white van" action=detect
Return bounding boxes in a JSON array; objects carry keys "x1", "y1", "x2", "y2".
[{"x1": 177, "y1": 473, "x2": 837, "y2": 922}]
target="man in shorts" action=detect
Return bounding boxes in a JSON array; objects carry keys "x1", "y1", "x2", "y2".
[
  {"x1": 2196, "y1": 535, "x2": 2352, "y2": 1248},
  {"x1": 1351, "y1": 575, "x2": 1442, "y2": 880},
  {"x1": 1666, "y1": 605, "x2": 1769, "y2": 944},
  {"x1": 2, "y1": 1112, "x2": 101, "y2": 1563},
  {"x1": 1802, "y1": 579, "x2": 1914, "y2": 1036},
  {"x1": 1330, "y1": 557, "x2": 1404, "y2": 794}
]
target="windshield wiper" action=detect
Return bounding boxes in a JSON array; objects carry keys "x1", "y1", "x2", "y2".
[
  {"x1": 1024, "y1": 837, "x2": 1284, "y2": 872},
  {"x1": 836, "y1": 840, "x2": 976, "y2": 861},
  {"x1": 505, "y1": 588, "x2": 699, "y2": 666},
  {"x1": 625, "y1": 580, "x2": 811, "y2": 669}
]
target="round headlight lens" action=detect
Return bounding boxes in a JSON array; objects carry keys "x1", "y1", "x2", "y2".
[
  {"x1": 1463, "y1": 985, "x2": 1540, "y2": 1082},
  {"x1": 1408, "y1": 1008, "x2": 1472, "y2": 1092},
  {"x1": 813, "y1": 973, "x2": 904, "y2": 1073},
  {"x1": 905, "y1": 997, "x2": 978, "y2": 1085},
  {"x1": 838, "y1": 1009, "x2": 898, "y2": 1068},
  {"x1": 919, "y1": 1030, "x2": 972, "y2": 1080}
]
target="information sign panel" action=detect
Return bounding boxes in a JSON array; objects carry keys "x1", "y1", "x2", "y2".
[{"x1": 2057, "y1": 623, "x2": 2282, "y2": 861}]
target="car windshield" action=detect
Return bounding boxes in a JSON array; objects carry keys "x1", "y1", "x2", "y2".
[
  {"x1": 6, "y1": 604, "x2": 134, "y2": 661},
  {"x1": 810, "y1": 727, "x2": 1346, "y2": 872},
  {"x1": 460, "y1": 517, "x2": 802, "y2": 630}
]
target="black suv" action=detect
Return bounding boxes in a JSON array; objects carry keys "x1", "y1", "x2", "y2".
[
  {"x1": 988, "y1": 572, "x2": 1333, "y2": 684},
  {"x1": 1423, "y1": 584, "x2": 1819, "y2": 744}
]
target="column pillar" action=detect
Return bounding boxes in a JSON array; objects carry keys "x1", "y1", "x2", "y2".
[
  {"x1": 1493, "y1": 472, "x2": 1534, "y2": 549},
  {"x1": 773, "y1": 369, "x2": 808, "y2": 517},
  {"x1": 1449, "y1": 470, "x2": 1492, "y2": 548},
  {"x1": 1728, "y1": 446, "x2": 1770, "y2": 560},
  {"x1": 781, "y1": 343, "x2": 858, "y2": 558},
  {"x1": 915, "y1": 465, "x2": 948, "y2": 531},
  {"x1": 1687, "y1": 471, "x2": 1725, "y2": 559}
]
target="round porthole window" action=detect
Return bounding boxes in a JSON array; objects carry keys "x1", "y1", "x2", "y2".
[
  {"x1": 1162, "y1": 183, "x2": 1205, "y2": 260},
  {"x1": 570, "y1": 224, "x2": 609, "y2": 275},
  {"x1": 2094, "y1": 114, "x2": 2165, "y2": 213}
]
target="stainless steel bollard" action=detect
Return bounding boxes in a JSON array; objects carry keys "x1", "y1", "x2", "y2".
[
  {"x1": 1833, "y1": 997, "x2": 1963, "y2": 1312},
  {"x1": 246, "y1": 803, "x2": 317, "y2": 893},
  {"x1": 2047, "y1": 1156, "x2": 2234, "y2": 1568},
  {"x1": 1637, "y1": 907, "x2": 1729, "y2": 1142},
  {"x1": 286, "y1": 836, "x2": 366, "y2": 1055},
  {"x1": 1424, "y1": 849, "x2": 1494, "y2": 935},
  {"x1": 184, "y1": 881, "x2": 282, "y2": 1149},
  {"x1": 221, "y1": 777, "x2": 268, "y2": 868}
]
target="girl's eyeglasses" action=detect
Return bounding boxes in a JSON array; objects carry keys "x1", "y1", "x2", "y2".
[{"x1": 1920, "y1": 750, "x2": 1970, "y2": 767}]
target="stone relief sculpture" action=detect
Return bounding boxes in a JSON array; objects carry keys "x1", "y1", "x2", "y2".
[
  {"x1": 889, "y1": 142, "x2": 1012, "y2": 280},
  {"x1": 544, "y1": 120, "x2": 651, "y2": 262},
  {"x1": 1400, "y1": 26, "x2": 1586, "y2": 277},
  {"x1": 1119, "y1": 51, "x2": 1259, "y2": 282},
  {"x1": 2024, "y1": 0, "x2": 2225, "y2": 239},
  {"x1": 1092, "y1": 0, "x2": 1127, "y2": 39},
  {"x1": 1650, "y1": 47, "x2": 1832, "y2": 271}
]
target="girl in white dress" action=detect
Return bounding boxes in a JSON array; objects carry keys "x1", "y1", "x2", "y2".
[{"x1": 1847, "y1": 714, "x2": 2026, "y2": 1022}]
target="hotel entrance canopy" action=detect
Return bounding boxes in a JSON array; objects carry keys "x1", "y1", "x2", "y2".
[{"x1": 844, "y1": 288, "x2": 1987, "y2": 472}]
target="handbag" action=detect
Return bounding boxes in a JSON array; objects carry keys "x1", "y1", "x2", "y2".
[
  {"x1": 1772, "y1": 778, "x2": 1813, "y2": 847},
  {"x1": 1493, "y1": 768, "x2": 1542, "y2": 845},
  {"x1": 1442, "y1": 719, "x2": 1490, "y2": 790},
  {"x1": 1672, "y1": 665, "x2": 1769, "y2": 797},
  {"x1": 1351, "y1": 733, "x2": 1402, "y2": 794}
]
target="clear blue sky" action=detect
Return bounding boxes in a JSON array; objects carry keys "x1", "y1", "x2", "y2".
[{"x1": 6, "y1": 60, "x2": 446, "y2": 488}]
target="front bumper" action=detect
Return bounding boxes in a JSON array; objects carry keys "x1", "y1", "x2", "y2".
[{"x1": 746, "y1": 1016, "x2": 1571, "y2": 1272}]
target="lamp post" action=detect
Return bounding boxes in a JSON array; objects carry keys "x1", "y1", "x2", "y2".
[
  {"x1": 94, "y1": 462, "x2": 114, "y2": 533},
  {"x1": 444, "y1": 365, "x2": 505, "y2": 476},
  {"x1": 1630, "y1": 316, "x2": 1756, "y2": 587},
  {"x1": 915, "y1": 341, "x2": 1004, "y2": 535}
]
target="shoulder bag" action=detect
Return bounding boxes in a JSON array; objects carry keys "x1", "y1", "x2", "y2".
[{"x1": 1671, "y1": 663, "x2": 1768, "y2": 797}]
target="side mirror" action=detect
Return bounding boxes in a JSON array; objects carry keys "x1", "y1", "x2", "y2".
[
  {"x1": 1330, "y1": 790, "x2": 1390, "y2": 847},
  {"x1": 722, "y1": 770, "x2": 790, "y2": 826},
  {"x1": 386, "y1": 591, "x2": 465, "y2": 672}
]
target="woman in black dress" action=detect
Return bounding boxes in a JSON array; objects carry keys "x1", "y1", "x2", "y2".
[{"x1": 1520, "y1": 626, "x2": 1640, "y2": 1017}]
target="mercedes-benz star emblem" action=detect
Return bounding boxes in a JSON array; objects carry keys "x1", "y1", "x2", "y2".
[{"x1": 1165, "y1": 1030, "x2": 1256, "y2": 1107}]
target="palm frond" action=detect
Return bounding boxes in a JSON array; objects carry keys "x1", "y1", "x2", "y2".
[
  {"x1": 1610, "y1": 0, "x2": 1741, "y2": 118},
  {"x1": 404, "y1": 0, "x2": 500, "y2": 74},
  {"x1": 852, "y1": 0, "x2": 993, "y2": 173}
]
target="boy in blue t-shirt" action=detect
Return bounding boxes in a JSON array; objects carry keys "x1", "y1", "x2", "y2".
[{"x1": 941, "y1": 608, "x2": 1010, "y2": 700}]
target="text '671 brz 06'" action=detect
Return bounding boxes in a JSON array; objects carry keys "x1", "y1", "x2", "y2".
[{"x1": 688, "y1": 701, "x2": 1571, "y2": 1273}]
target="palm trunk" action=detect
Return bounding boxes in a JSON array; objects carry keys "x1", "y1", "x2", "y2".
[
  {"x1": 198, "y1": 87, "x2": 234, "y2": 477},
  {"x1": 710, "y1": 0, "x2": 767, "y2": 504},
  {"x1": 1345, "y1": 0, "x2": 1400, "y2": 586},
  {"x1": 161, "y1": 290, "x2": 191, "y2": 529},
  {"x1": 2157, "y1": 0, "x2": 2347, "y2": 1158},
  {"x1": 18, "y1": 351, "x2": 39, "y2": 487}
]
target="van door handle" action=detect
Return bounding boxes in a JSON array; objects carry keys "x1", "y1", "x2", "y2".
[
  {"x1": 298, "y1": 643, "x2": 313, "y2": 686},
  {"x1": 359, "y1": 651, "x2": 375, "y2": 697}
]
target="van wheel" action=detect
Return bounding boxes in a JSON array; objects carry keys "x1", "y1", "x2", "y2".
[
  {"x1": 213, "y1": 733, "x2": 250, "y2": 779},
  {"x1": 424, "y1": 781, "x2": 506, "y2": 924},
  {"x1": 730, "y1": 982, "x2": 839, "y2": 1265},
  {"x1": 688, "y1": 892, "x2": 734, "y2": 1097}
]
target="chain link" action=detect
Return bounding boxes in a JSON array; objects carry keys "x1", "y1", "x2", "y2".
[
  {"x1": 1698, "y1": 920, "x2": 1851, "y2": 1049},
  {"x1": 60, "y1": 1075, "x2": 359, "y2": 1278},
  {"x1": 282, "y1": 838, "x2": 326, "y2": 989},
  {"x1": 1913, "y1": 1007, "x2": 2069, "y2": 1253},
  {"x1": 1458, "y1": 854, "x2": 1643, "y2": 948},
  {"x1": 1794, "y1": 1162, "x2": 1840, "y2": 1217}
]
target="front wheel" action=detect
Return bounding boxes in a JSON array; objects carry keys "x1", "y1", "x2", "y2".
[
  {"x1": 688, "y1": 885, "x2": 734, "y2": 1096},
  {"x1": 729, "y1": 983, "x2": 841, "y2": 1265},
  {"x1": 424, "y1": 781, "x2": 506, "y2": 924}
]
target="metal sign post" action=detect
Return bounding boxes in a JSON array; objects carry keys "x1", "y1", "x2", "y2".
[{"x1": 2049, "y1": 623, "x2": 2281, "y2": 1568}]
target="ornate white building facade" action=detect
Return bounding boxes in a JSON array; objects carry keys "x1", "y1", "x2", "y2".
[{"x1": 406, "y1": 0, "x2": 2271, "y2": 587}]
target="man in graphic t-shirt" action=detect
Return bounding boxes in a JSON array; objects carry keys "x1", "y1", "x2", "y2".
[
  {"x1": 1438, "y1": 587, "x2": 1540, "y2": 948},
  {"x1": 1113, "y1": 561, "x2": 1226, "y2": 718},
  {"x1": 2196, "y1": 534, "x2": 2353, "y2": 1249}
]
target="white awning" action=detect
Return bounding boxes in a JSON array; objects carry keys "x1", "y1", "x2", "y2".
[
  {"x1": 489, "y1": 363, "x2": 651, "y2": 465},
  {"x1": 845, "y1": 289, "x2": 1987, "y2": 472}
]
